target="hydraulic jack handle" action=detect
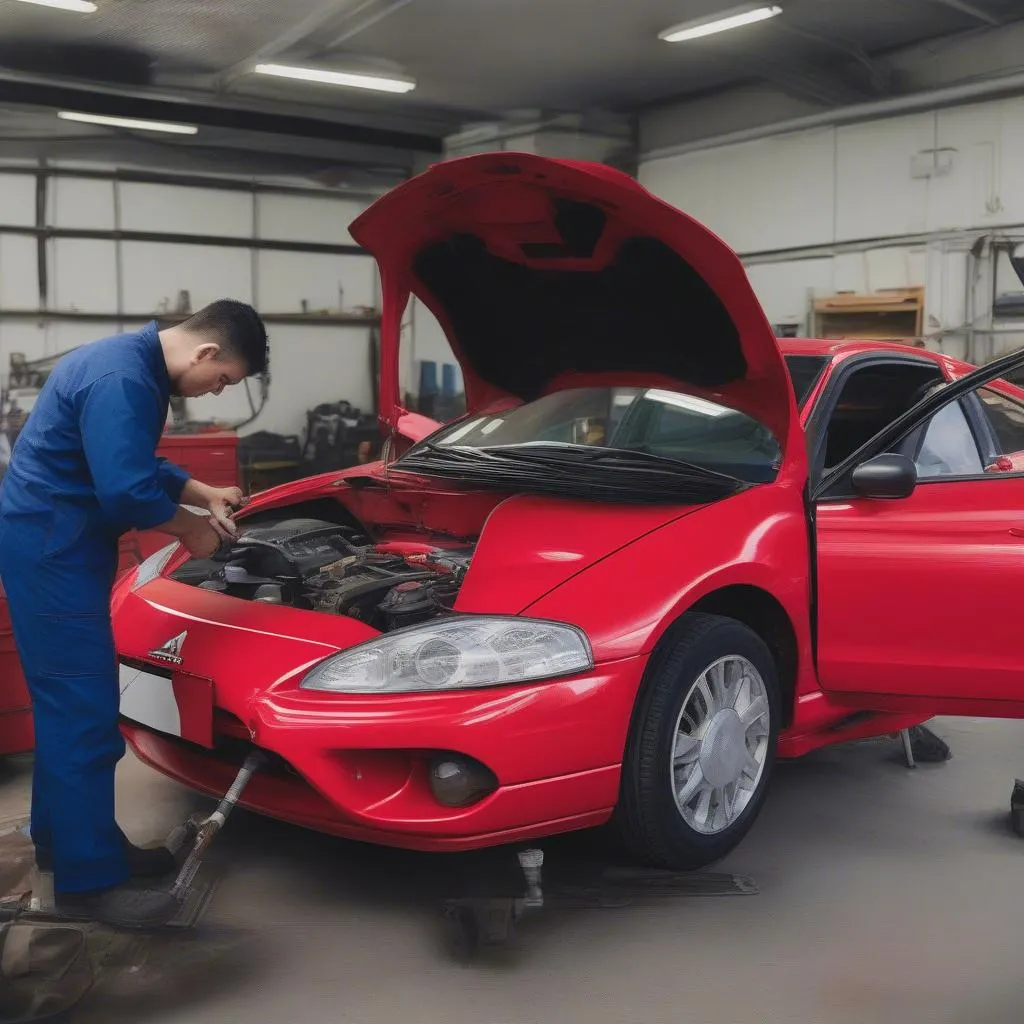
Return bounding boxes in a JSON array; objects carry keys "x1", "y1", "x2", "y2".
[{"x1": 169, "y1": 749, "x2": 265, "y2": 901}]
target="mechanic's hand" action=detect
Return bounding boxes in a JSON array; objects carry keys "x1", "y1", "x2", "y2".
[
  {"x1": 181, "y1": 517, "x2": 222, "y2": 559},
  {"x1": 204, "y1": 486, "x2": 247, "y2": 539}
]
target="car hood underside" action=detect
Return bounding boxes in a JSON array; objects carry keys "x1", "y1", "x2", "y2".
[{"x1": 349, "y1": 153, "x2": 798, "y2": 445}]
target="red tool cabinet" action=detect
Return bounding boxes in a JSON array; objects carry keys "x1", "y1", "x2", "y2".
[
  {"x1": 0, "y1": 430, "x2": 239, "y2": 755},
  {"x1": 0, "y1": 580, "x2": 33, "y2": 757}
]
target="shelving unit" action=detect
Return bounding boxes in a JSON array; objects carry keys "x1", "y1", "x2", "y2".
[{"x1": 811, "y1": 287, "x2": 925, "y2": 344}]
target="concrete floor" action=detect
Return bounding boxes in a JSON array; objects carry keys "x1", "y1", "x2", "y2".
[{"x1": 2, "y1": 717, "x2": 1023, "y2": 1024}]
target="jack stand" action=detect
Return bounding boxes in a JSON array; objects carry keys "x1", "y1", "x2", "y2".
[
  {"x1": 518, "y1": 848, "x2": 544, "y2": 909},
  {"x1": 898, "y1": 724, "x2": 953, "y2": 768},
  {"x1": 439, "y1": 845, "x2": 756, "y2": 962},
  {"x1": 440, "y1": 847, "x2": 545, "y2": 961},
  {"x1": 1010, "y1": 779, "x2": 1024, "y2": 837},
  {"x1": 900, "y1": 729, "x2": 916, "y2": 769}
]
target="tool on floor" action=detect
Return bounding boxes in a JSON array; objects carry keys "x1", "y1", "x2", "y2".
[
  {"x1": 440, "y1": 846, "x2": 758, "y2": 961},
  {"x1": 0, "y1": 748, "x2": 266, "y2": 932}
]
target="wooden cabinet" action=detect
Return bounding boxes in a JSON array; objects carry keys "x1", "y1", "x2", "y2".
[{"x1": 812, "y1": 287, "x2": 925, "y2": 344}]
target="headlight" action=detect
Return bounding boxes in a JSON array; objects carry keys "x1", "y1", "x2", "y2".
[
  {"x1": 299, "y1": 616, "x2": 593, "y2": 694},
  {"x1": 131, "y1": 542, "x2": 180, "y2": 592}
]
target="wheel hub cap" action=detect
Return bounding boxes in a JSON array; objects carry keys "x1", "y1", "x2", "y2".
[
  {"x1": 699, "y1": 709, "x2": 747, "y2": 788},
  {"x1": 669, "y1": 655, "x2": 772, "y2": 836}
]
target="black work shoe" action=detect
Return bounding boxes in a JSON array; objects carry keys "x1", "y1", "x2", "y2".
[
  {"x1": 36, "y1": 841, "x2": 176, "y2": 879},
  {"x1": 54, "y1": 884, "x2": 180, "y2": 930}
]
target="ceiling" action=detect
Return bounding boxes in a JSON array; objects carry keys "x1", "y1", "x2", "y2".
[{"x1": 0, "y1": 0, "x2": 1022, "y2": 186}]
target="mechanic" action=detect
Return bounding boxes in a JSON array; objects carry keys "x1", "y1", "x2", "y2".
[{"x1": 0, "y1": 300, "x2": 268, "y2": 929}]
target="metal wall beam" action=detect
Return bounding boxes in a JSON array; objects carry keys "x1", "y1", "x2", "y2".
[
  {"x1": 736, "y1": 56, "x2": 875, "y2": 108},
  {"x1": 0, "y1": 76, "x2": 442, "y2": 154},
  {"x1": 0, "y1": 224, "x2": 367, "y2": 257},
  {"x1": 642, "y1": 68, "x2": 1024, "y2": 161},
  {"x1": 0, "y1": 164, "x2": 387, "y2": 203},
  {"x1": 0, "y1": 310, "x2": 380, "y2": 325}
]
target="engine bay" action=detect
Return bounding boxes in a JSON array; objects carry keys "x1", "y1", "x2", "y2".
[{"x1": 170, "y1": 517, "x2": 473, "y2": 632}]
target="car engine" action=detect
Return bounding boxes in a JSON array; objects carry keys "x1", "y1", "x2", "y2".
[{"x1": 169, "y1": 517, "x2": 472, "y2": 632}]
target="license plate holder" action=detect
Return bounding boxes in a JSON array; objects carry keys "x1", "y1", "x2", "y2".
[{"x1": 119, "y1": 662, "x2": 215, "y2": 748}]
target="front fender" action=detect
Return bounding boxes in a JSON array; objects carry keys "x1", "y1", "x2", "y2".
[{"x1": 523, "y1": 483, "x2": 812, "y2": 670}]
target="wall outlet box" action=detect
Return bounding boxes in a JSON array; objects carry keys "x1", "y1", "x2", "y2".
[{"x1": 911, "y1": 149, "x2": 956, "y2": 179}]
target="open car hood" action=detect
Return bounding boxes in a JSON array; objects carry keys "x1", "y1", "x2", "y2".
[{"x1": 349, "y1": 153, "x2": 798, "y2": 448}]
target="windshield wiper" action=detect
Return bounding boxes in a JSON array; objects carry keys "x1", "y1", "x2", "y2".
[
  {"x1": 394, "y1": 442, "x2": 749, "y2": 505},
  {"x1": 419, "y1": 442, "x2": 741, "y2": 483}
]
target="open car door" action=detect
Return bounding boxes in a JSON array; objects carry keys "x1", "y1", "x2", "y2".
[{"x1": 811, "y1": 345, "x2": 1024, "y2": 718}]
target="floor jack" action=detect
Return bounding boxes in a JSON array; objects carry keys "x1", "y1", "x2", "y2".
[
  {"x1": 0, "y1": 749, "x2": 266, "y2": 932},
  {"x1": 440, "y1": 847, "x2": 758, "y2": 961}
]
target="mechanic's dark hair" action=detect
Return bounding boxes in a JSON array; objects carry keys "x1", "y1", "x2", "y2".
[{"x1": 182, "y1": 299, "x2": 269, "y2": 376}]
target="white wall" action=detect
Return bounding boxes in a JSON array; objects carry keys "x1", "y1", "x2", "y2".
[
  {"x1": 639, "y1": 95, "x2": 1024, "y2": 362},
  {"x1": 0, "y1": 164, "x2": 384, "y2": 439}
]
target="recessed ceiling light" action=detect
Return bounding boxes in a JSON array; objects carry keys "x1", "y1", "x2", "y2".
[
  {"x1": 57, "y1": 111, "x2": 198, "y2": 135},
  {"x1": 659, "y1": 4, "x2": 782, "y2": 43},
  {"x1": 252, "y1": 62, "x2": 416, "y2": 94},
  {"x1": 14, "y1": 0, "x2": 97, "y2": 12}
]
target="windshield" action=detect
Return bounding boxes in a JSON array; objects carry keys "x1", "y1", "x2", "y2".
[{"x1": 410, "y1": 386, "x2": 782, "y2": 484}]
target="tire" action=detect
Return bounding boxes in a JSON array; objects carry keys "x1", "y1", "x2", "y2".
[{"x1": 614, "y1": 613, "x2": 781, "y2": 870}]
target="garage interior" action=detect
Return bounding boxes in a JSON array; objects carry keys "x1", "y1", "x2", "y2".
[{"x1": 4, "y1": 1, "x2": 1024, "y2": 1021}]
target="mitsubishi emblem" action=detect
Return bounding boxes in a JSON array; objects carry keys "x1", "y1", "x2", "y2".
[{"x1": 149, "y1": 630, "x2": 187, "y2": 666}]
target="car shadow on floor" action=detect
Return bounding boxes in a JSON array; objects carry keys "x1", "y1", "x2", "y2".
[
  {"x1": 43, "y1": 722, "x2": 1024, "y2": 1018},
  {"x1": 180, "y1": 727, "x2": 968, "y2": 927}
]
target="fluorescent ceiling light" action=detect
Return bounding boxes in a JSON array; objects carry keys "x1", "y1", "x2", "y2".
[
  {"x1": 14, "y1": 0, "x2": 97, "y2": 11},
  {"x1": 253, "y1": 62, "x2": 416, "y2": 94},
  {"x1": 659, "y1": 4, "x2": 782, "y2": 42},
  {"x1": 57, "y1": 111, "x2": 198, "y2": 135}
]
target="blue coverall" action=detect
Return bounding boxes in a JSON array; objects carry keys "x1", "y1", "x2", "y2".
[{"x1": 0, "y1": 321, "x2": 190, "y2": 894}]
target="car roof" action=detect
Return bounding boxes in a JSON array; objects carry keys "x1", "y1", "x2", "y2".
[
  {"x1": 779, "y1": 337, "x2": 975, "y2": 375},
  {"x1": 781, "y1": 337, "x2": 927, "y2": 359}
]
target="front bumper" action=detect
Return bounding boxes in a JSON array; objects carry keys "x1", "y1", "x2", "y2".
[{"x1": 119, "y1": 655, "x2": 649, "y2": 853}]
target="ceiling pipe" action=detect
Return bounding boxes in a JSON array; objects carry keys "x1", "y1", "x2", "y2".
[{"x1": 642, "y1": 68, "x2": 1024, "y2": 162}]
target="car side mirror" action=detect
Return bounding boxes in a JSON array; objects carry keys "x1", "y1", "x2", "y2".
[{"x1": 851, "y1": 453, "x2": 918, "y2": 499}]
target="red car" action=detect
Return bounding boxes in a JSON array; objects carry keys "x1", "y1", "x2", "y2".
[{"x1": 111, "y1": 154, "x2": 1024, "y2": 870}]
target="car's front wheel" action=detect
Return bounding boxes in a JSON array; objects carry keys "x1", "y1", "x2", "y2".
[{"x1": 614, "y1": 613, "x2": 781, "y2": 870}]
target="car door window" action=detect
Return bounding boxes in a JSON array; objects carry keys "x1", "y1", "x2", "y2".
[
  {"x1": 817, "y1": 361, "x2": 944, "y2": 473},
  {"x1": 978, "y1": 388, "x2": 1024, "y2": 455},
  {"x1": 912, "y1": 400, "x2": 984, "y2": 478}
]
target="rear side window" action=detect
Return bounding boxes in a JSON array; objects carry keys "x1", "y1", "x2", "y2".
[{"x1": 978, "y1": 388, "x2": 1024, "y2": 454}]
